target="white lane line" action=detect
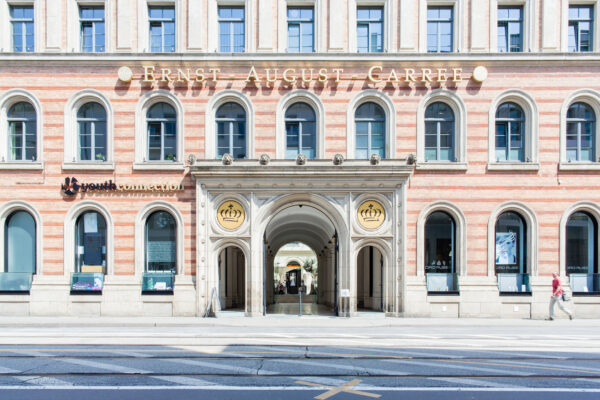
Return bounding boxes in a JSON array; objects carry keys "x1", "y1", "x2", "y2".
[
  {"x1": 343, "y1": 346, "x2": 463, "y2": 359},
  {"x1": 152, "y1": 375, "x2": 216, "y2": 386},
  {"x1": 472, "y1": 350, "x2": 567, "y2": 360},
  {"x1": 57, "y1": 358, "x2": 150, "y2": 374},
  {"x1": 428, "y1": 377, "x2": 523, "y2": 388},
  {"x1": 273, "y1": 357, "x2": 408, "y2": 376},
  {"x1": 13, "y1": 351, "x2": 55, "y2": 357},
  {"x1": 467, "y1": 335, "x2": 515, "y2": 340},
  {"x1": 0, "y1": 366, "x2": 20, "y2": 373},
  {"x1": 14, "y1": 376, "x2": 73, "y2": 386},
  {"x1": 0, "y1": 385, "x2": 599, "y2": 392},
  {"x1": 109, "y1": 351, "x2": 153, "y2": 358},
  {"x1": 246, "y1": 338, "x2": 308, "y2": 346},
  {"x1": 500, "y1": 359, "x2": 600, "y2": 374},
  {"x1": 382, "y1": 358, "x2": 533, "y2": 376},
  {"x1": 398, "y1": 335, "x2": 442, "y2": 339},
  {"x1": 164, "y1": 358, "x2": 278, "y2": 375}
]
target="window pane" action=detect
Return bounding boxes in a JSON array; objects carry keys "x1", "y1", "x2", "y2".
[{"x1": 425, "y1": 211, "x2": 455, "y2": 273}]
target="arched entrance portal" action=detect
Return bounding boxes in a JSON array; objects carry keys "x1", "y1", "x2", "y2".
[
  {"x1": 218, "y1": 246, "x2": 245, "y2": 311},
  {"x1": 264, "y1": 205, "x2": 337, "y2": 315},
  {"x1": 357, "y1": 246, "x2": 384, "y2": 312}
]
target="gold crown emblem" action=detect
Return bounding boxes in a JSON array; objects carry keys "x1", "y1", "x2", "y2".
[
  {"x1": 360, "y1": 204, "x2": 382, "y2": 222},
  {"x1": 220, "y1": 204, "x2": 242, "y2": 222}
]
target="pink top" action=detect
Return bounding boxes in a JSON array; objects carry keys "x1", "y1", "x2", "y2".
[{"x1": 552, "y1": 278, "x2": 563, "y2": 296}]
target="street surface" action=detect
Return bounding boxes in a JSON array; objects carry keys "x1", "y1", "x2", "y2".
[{"x1": 0, "y1": 316, "x2": 598, "y2": 399}]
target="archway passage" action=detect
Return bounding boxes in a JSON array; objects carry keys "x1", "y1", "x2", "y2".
[
  {"x1": 218, "y1": 246, "x2": 245, "y2": 311},
  {"x1": 357, "y1": 246, "x2": 384, "y2": 312},
  {"x1": 264, "y1": 205, "x2": 337, "y2": 316}
]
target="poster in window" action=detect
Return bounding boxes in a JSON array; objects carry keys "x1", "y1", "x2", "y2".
[
  {"x1": 84, "y1": 213, "x2": 98, "y2": 233},
  {"x1": 147, "y1": 241, "x2": 176, "y2": 263},
  {"x1": 83, "y1": 232, "x2": 104, "y2": 266},
  {"x1": 496, "y1": 232, "x2": 517, "y2": 265}
]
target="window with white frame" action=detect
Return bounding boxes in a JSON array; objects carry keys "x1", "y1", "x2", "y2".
[
  {"x1": 10, "y1": 5, "x2": 34, "y2": 52},
  {"x1": 498, "y1": 6, "x2": 523, "y2": 52},
  {"x1": 80, "y1": 6, "x2": 105, "y2": 52},
  {"x1": 216, "y1": 102, "x2": 247, "y2": 159},
  {"x1": 287, "y1": 6, "x2": 314, "y2": 52},
  {"x1": 566, "y1": 211, "x2": 598, "y2": 276},
  {"x1": 218, "y1": 6, "x2": 245, "y2": 52},
  {"x1": 149, "y1": 6, "x2": 175, "y2": 52},
  {"x1": 427, "y1": 6, "x2": 453, "y2": 52},
  {"x1": 567, "y1": 102, "x2": 596, "y2": 161},
  {"x1": 146, "y1": 103, "x2": 177, "y2": 161},
  {"x1": 495, "y1": 102, "x2": 525, "y2": 162},
  {"x1": 77, "y1": 103, "x2": 107, "y2": 162},
  {"x1": 424, "y1": 102, "x2": 455, "y2": 161},
  {"x1": 569, "y1": 5, "x2": 594, "y2": 52},
  {"x1": 285, "y1": 102, "x2": 316, "y2": 159},
  {"x1": 355, "y1": 102, "x2": 385, "y2": 159},
  {"x1": 8, "y1": 102, "x2": 36, "y2": 162},
  {"x1": 357, "y1": 6, "x2": 383, "y2": 53}
]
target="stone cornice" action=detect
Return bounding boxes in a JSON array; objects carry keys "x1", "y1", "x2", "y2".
[
  {"x1": 190, "y1": 159, "x2": 414, "y2": 189},
  {"x1": 1, "y1": 52, "x2": 600, "y2": 66}
]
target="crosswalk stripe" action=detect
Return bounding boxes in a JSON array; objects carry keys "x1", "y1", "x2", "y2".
[
  {"x1": 382, "y1": 358, "x2": 533, "y2": 376},
  {"x1": 164, "y1": 358, "x2": 278, "y2": 375},
  {"x1": 152, "y1": 375, "x2": 216, "y2": 386},
  {"x1": 428, "y1": 377, "x2": 523, "y2": 388},
  {"x1": 273, "y1": 358, "x2": 408, "y2": 375},
  {"x1": 57, "y1": 358, "x2": 150, "y2": 374}
]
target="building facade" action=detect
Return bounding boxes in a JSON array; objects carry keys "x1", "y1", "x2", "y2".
[{"x1": 1, "y1": 0, "x2": 600, "y2": 318}]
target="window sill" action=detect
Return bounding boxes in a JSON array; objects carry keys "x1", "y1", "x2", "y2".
[
  {"x1": 133, "y1": 162, "x2": 185, "y2": 171},
  {"x1": 499, "y1": 291, "x2": 532, "y2": 296},
  {"x1": 0, "y1": 161, "x2": 43, "y2": 170},
  {"x1": 427, "y1": 291, "x2": 460, "y2": 296},
  {"x1": 416, "y1": 162, "x2": 468, "y2": 171},
  {"x1": 572, "y1": 292, "x2": 600, "y2": 296},
  {"x1": 62, "y1": 162, "x2": 115, "y2": 171},
  {"x1": 558, "y1": 162, "x2": 600, "y2": 171},
  {"x1": 487, "y1": 162, "x2": 539, "y2": 171}
]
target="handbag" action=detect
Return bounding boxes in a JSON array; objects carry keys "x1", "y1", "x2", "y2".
[{"x1": 562, "y1": 291, "x2": 571, "y2": 302}]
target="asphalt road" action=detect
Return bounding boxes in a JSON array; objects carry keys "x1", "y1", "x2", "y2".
[{"x1": 0, "y1": 317, "x2": 598, "y2": 399}]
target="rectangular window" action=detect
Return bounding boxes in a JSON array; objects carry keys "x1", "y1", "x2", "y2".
[
  {"x1": 569, "y1": 5, "x2": 593, "y2": 52},
  {"x1": 80, "y1": 6, "x2": 105, "y2": 52},
  {"x1": 219, "y1": 6, "x2": 245, "y2": 52},
  {"x1": 149, "y1": 6, "x2": 175, "y2": 52},
  {"x1": 287, "y1": 7, "x2": 314, "y2": 52},
  {"x1": 357, "y1": 6, "x2": 383, "y2": 53},
  {"x1": 497, "y1": 6, "x2": 522, "y2": 52},
  {"x1": 10, "y1": 5, "x2": 34, "y2": 52},
  {"x1": 427, "y1": 6, "x2": 453, "y2": 53}
]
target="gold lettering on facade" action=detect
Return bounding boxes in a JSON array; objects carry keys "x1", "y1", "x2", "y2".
[
  {"x1": 332, "y1": 68, "x2": 344, "y2": 82},
  {"x1": 404, "y1": 68, "x2": 416, "y2": 83},
  {"x1": 265, "y1": 68, "x2": 279, "y2": 83},
  {"x1": 209, "y1": 68, "x2": 220, "y2": 81},
  {"x1": 421, "y1": 68, "x2": 432, "y2": 83},
  {"x1": 283, "y1": 68, "x2": 297, "y2": 83},
  {"x1": 143, "y1": 66, "x2": 156, "y2": 83},
  {"x1": 318, "y1": 68, "x2": 328, "y2": 82},
  {"x1": 386, "y1": 69, "x2": 399, "y2": 83},
  {"x1": 368, "y1": 66, "x2": 383, "y2": 83},
  {"x1": 160, "y1": 68, "x2": 173, "y2": 82},
  {"x1": 453, "y1": 68, "x2": 463, "y2": 82},
  {"x1": 176, "y1": 68, "x2": 191, "y2": 82},
  {"x1": 437, "y1": 68, "x2": 448, "y2": 82},
  {"x1": 301, "y1": 68, "x2": 314, "y2": 83},
  {"x1": 245, "y1": 66, "x2": 261, "y2": 82},
  {"x1": 194, "y1": 68, "x2": 206, "y2": 82}
]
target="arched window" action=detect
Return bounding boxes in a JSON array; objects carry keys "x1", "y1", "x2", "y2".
[
  {"x1": 495, "y1": 102, "x2": 525, "y2": 162},
  {"x1": 355, "y1": 102, "x2": 385, "y2": 159},
  {"x1": 216, "y1": 102, "x2": 247, "y2": 159},
  {"x1": 567, "y1": 102, "x2": 596, "y2": 162},
  {"x1": 424, "y1": 102, "x2": 454, "y2": 161},
  {"x1": 145, "y1": 211, "x2": 176, "y2": 273},
  {"x1": 146, "y1": 102, "x2": 177, "y2": 161},
  {"x1": 285, "y1": 102, "x2": 316, "y2": 159},
  {"x1": 566, "y1": 212, "x2": 597, "y2": 276},
  {"x1": 75, "y1": 211, "x2": 107, "y2": 273},
  {"x1": 495, "y1": 212, "x2": 527, "y2": 274},
  {"x1": 4, "y1": 211, "x2": 35, "y2": 273},
  {"x1": 8, "y1": 102, "x2": 36, "y2": 161},
  {"x1": 77, "y1": 102, "x2": 107, "y2": 162},
  {"x1": 424, "y1": 211, "x2": 455, "y2": 274}
]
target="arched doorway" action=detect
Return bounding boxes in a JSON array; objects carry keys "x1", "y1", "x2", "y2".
[
  {"x1": 356, "y1": 246, "x2": 384, "y2": 312},
  {"x1": 264, "y1": 205, "x2": 337, "y2": 315},
  {"x1": 218, "y1": 246, "x2": 246, "y2": 311}
]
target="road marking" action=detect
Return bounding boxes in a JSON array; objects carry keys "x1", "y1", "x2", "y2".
[
  {"x1": 0, "y1": 366, "x2": 20, "y2": 373},
  {"x1": 440, "y1": 359, "x2": 600, "y2": 375},
  {"x1": 109, "y1": 351, "x2": 153, "y2": 358},
  {"x1": 499, "y1": 359, "x2": 600, "y2": 374},
  {"x1": 383, "y1": 358, "x2": 533, "y2": 375},
  {"x1": 14, "y1": 376, "x2": 73, "y2": 386},
  {"x1": 13, "y1": 351, "x2": 55, "y2": 357},
  {"x1": 343, "y1": 346, "x2": 462, "y2": 359},
  {"x1": 274, "y1": 358, "x2": 408, "y2": 375},
  {"x1": 471, "y1": 349, "x2": 567, "y2": 359},
  {"x1": 0, "y1": 385, "x2": 599, "y2": 392},
  {"x1": 164, "y1": 357, "x2": 279, "y2": 375},
  {"x1": 296, "y1": 379, "x2": 381, "y2": 399},
  {"x1": 428, "y1": 377, "x2": 523, "y2": 388},
  {"x1": 57, "y1": 358, "x2": 151, "y2": 374},
  {"x1": 152, "y1": 375, "x2": 216, "y2": 386}
]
